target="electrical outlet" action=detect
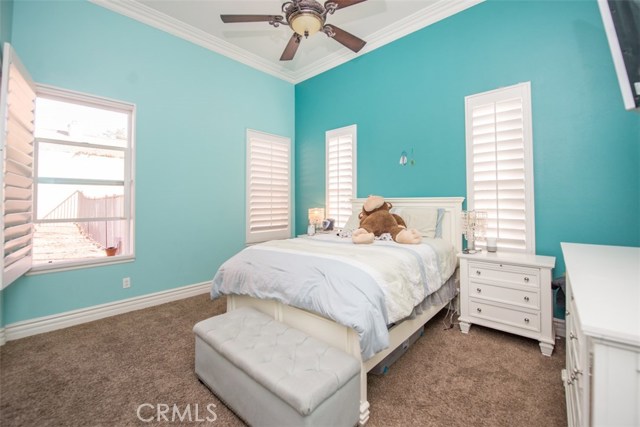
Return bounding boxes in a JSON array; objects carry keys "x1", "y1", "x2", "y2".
[{"x1": 123, "y1": 277, "x2": 131, "y2": 288}]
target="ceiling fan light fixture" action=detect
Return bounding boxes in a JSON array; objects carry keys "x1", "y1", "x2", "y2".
[
  {"x1": 290, "y1": 12, "x2": 323, "y2": 37},
  {"x1": 221, "y1": 0, "x2": 368, "y2": 61}
]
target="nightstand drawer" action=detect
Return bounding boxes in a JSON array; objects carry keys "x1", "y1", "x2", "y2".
[
  {"x1": 469, "y1": 300, "x2": 541, "y2": 332},
  {"x1": 468, "y1": 262, "x2": 539, "y2": 288},
  {"x1": 470, "y1": 282, "x2": 539, "y2": 309}
]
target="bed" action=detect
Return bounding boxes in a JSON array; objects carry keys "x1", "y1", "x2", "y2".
[{"x1": 211, "y1": 197, "x2": 464, "y2": 425}]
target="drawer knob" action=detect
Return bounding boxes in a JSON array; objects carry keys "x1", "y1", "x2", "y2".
[
  {"x1": 573, "y1": 368, "x2": 582, "y2": 376},
  {"x1": 476, "y1": 307, "x2": 482, "y2": 313},
  {"x1": 566, "y1": 379, "x2": 573, "y2": 386},
  {"x1": 476, "y1": 270, "x2": 481, "y2": 276},
  {"x1": 569, "y1": 332, "x2": 577, "y2": 340},
  {"x1": 476, "y1": 288, "x2": 482, "y2": 293},
  {"x1": 566, "y1": 310, "x2": 570, "y2": 316},
  {"x1": 524, "y1": 277, "x2": 530, "y2": 283},
  {"x1": 524, "y1": 318, "x2": 530, "y2": 323},
  {"x1": 524, "y1": 296, "x2": 530, "y2": 302}
]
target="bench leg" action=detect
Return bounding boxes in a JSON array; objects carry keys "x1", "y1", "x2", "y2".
[
  {"x1": 359, "y1": 401, "x2": 370, "y2": 426},
  {"x1": 358, "y1": 365, "x2": 370, "y2": 425}
]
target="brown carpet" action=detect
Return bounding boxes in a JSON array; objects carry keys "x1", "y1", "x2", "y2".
[{"x1": 0, "y1": 294, "x2": 566, "y2": 426}]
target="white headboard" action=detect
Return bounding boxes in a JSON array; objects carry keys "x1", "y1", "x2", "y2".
[{"x1": 350, "y1": 197, "x2": 465, "y2": 254}]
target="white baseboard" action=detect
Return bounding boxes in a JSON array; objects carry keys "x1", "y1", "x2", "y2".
[
  {"x1": 3, "y1": 281, "x2": 211, "y2": 343},
  {"x1": 554, "y1": 318, "x2": 566, "y2": 338}
]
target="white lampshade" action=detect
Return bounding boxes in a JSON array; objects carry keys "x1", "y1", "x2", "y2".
[
  {"x1": 308, "y1": 208, "x2": 325, "y2": 226},
  {"x1": 291, "y1": 12, "x2": 323, "y2": 37}
]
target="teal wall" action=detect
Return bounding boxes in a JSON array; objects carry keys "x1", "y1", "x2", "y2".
[
  {"x1": 0, "y1": 0, "x2": 12, "y2": 52},
  {"x1": 295, "y1": 0, "x2": 640, "y2": 275},
  {"x1": 3, "y1": 0, "x2": 294, "y2": 324}
]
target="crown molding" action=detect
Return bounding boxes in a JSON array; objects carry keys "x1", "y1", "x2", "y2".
[
  {"x1": 91, "y1": 0, "x2": 484, "y2": 84},
  {"x1": 89, "y1": 0, "x2": 298, "y2": 83}
]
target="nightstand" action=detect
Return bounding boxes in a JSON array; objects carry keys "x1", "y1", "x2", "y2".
[{"x1": 458, "y1": 251, "x2": 556, "y2": 356}]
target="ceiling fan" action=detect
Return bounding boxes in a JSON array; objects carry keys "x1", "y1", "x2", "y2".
[{"x1": 221, "y1": 0, "x2": 367, "y2": 61}]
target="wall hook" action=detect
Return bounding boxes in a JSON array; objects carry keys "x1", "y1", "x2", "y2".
[{"x1": 399, "y1": 150, "x2": 408, "y2": 166}]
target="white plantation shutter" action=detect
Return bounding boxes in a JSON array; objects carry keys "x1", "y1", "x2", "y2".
[
  {"x1": 0, "y1": 43, "x2": 35, "y2": 288},
  {"x1": 465, "y1": 82, "x2": 535, "y2": 253},
  {"x1": 246, "y1": 130, "x2": 291, "y2": 244},
  {"x1": 326, "y1": 125, "x2": 357, "y2": 228}
]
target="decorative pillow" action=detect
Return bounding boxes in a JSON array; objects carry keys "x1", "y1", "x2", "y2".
[
  {"x1": 339, "y1": 213, "x2": 361, "y2": 234},
  {"x1": 390, "y1": 207, "x2": 445, "y2": 239}
]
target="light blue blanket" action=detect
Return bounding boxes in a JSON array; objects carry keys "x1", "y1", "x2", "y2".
[{"x1": 211, "y1": 236, "x2": 456, "y2": 360}]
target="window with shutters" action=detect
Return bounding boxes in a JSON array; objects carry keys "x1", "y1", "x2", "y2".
[
  {"x1": 0, "y1": 43, "x2": 135, "y2": 287},
  {"x1": 325, "y1": 125, "x2": 357, "y2": 229},
  {"x1": 246, "y1": 129, "x2": 291, "y2": 244},
  {"x1": 464, "y1": 82, "x2": 535, "y2": 253},
  {"x1": 1, "y1": 44, "x2": 35, "y2": 288}
]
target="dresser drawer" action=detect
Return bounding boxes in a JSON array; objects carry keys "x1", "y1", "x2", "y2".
[
  {"x1": 470, "y1": 282, "x2": 539, "y2": 309},
  {"x1": 568, "y1": 329, "x2": 582, "y2": 373},
  {"x1": 566, "y1": 339, "x2": 584, "y2": 410},
  {"x1": 565, "y1": 295, "x2": 585, "y2": 409},
  {"x1": 468, "y1": 262, "x2": 539, "y2": 288},
  {"x1": 469, "y1": 300, "x2": 540, "y2": 332},
  {"x1": 563, "y1": 369, "x2": 583, "y2": 427},
  {"x1": 566, "y1": 298, "x2": 584, "y2": 364}
]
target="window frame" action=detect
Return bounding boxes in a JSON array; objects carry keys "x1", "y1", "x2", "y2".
[
  {"x1": 325, "y1": 124, "x2": 357, "y2": 229},
  {"x1": 30, "y1": 84, "x2": 136, "y2": 273},
  {"x1": 464, "y1": 82, "x2": 536, "y2": 254},
  {"x1": 245, "y1": 129, "x2": 292, "y2": 245}
]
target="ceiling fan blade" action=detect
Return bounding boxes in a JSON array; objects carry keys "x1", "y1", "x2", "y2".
[
  {"x1": 220, "y1": 15, "x2": 281, "y2": 23},
  {"x1": 325, "y1": 25, "x2": 366, "y2": 53},
  {"x1": 280, "y1": 33, "x2": 302, "y2": 61},
  {"x1": 325, "y1": 0, "x2": 367, "y2": 10}
]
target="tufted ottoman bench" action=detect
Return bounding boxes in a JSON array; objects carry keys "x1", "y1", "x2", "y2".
[{"x1": 193, "y1": 306, "x2": 361, "y2": 427}]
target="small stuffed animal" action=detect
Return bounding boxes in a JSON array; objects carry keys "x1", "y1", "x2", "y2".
[{"x1": 352, "y1": 195, "x2": 422, "y2": 244}]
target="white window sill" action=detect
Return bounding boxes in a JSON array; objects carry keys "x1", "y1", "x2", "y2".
[{"x1": 27, "y1": 255, "x2": 135, "y2": 276}]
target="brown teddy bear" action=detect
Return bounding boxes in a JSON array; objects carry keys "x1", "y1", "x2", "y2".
[{"x1": 352, "y1": 195, "x2": 422, "y2": 244}]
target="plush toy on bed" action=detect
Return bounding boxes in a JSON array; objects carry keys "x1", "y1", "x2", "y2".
[{"x1": 352, "y1": 195, "x2": 422, "y2": 244}]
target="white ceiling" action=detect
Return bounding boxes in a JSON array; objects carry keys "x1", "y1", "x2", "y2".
[{"x1": 91, "y1": 0, "x2": 483, "y2": 83}]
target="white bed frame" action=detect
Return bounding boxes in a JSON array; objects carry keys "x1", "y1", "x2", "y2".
[{"x1": 227, "y1": 197, "x2": 464, "y2": 425}]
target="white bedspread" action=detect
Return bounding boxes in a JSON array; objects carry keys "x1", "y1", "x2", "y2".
[{"x1": 211, "y1": 235, "x2": 457, "y2": 360}]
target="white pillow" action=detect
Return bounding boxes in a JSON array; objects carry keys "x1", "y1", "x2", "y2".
[
  {"x1": 391, "y1": 207, "x2": 442, "y2": 238},
  {"x1": 341, "y1": 213, "x2": 361, "y2": 232}
]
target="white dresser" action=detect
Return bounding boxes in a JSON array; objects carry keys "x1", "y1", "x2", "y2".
[
  {"x1": 561, "y1": 243, "x2": 640, "y2": 427},
  {"x1": 458, "y1": 251, "x2": 556, "y2": 356}
]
